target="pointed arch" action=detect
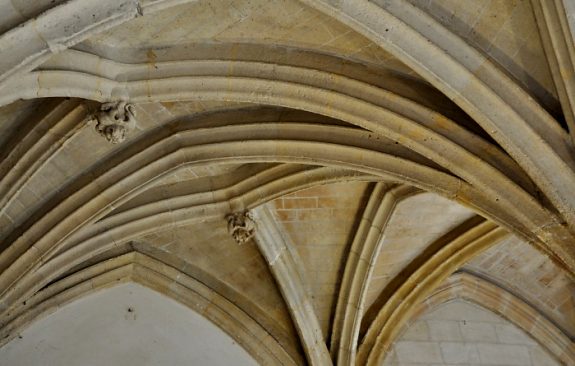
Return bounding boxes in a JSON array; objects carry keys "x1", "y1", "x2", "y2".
[
  {"x1": 329, "y1": 183, "x2": 419, "y2": 364},
  {"x1": 297, "y1": 0, "x2": 575, "y2": 232},
  {"x1": 0, "y1": 120, "x2": 537, "y2": 322},
  {"x1": 405, "y1": 271, "x2": 575, "y2": 365},
  {"x1": 357, "y1": 218, "x2": 508, "y2": 365},
  {"x1": 1, "y1": 53, "x2": 572, "y2": 271},
  {"x1": 0, "y1": 251, "x2": 301, "y2": 365}
]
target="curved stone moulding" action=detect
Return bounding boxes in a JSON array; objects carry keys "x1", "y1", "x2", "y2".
[
  {"x1": 2, "y1": 0, "x2": 575, "y2": 254},
  {"x1": 7, "y1": 49, "x2": 533, "y2": 192},
  {"x1": 2, "y1": 0, "x2": 574, "y2": 230},
  {"x1": 0, "y1": 126, "x2": 474, "y2": 322},
  {"x1": 297, "y1": 0, "x2": 575, "y2": 235},
  {"x1": 330, "y1": 183, "x2": 420, "y2": 365},
  {"x1": 358, "y1": 220, "x2": 509, "y2": 365},
  {"x1": 36, "y1": 166, "x2": 374, "y2": 289},
  {"x1": 2, "y1": 59, "x2": 571, "y2": 259},
  {"x1": 1, "y1": 70, "x2": 574, "y2": 270},
  {"x1": 531, "y1": 0, "x2": 575, "y2": 142},
  {"x1": 0, "y1": 0, "x2": 167, "y2": 86},
  {"x1": 0, "y1": 99, "x2": 88, "y2": 224},
  {"x1": 102, "y1": 163, "x2": 318, "y2": 220},
  {"x1": 0, "y1": 122, "x2": 570, "y2": 327},
  {"x1": 0, "y1": 61, "x2": 562, "y2": 222},
  {"x1": 8, "y1": 186, "x2": 567, "y2": 366},
  {"x1": 252, "y1": 205, "x2": 332, "y2": 365},
  {"x1": 408, "y1": 271, "x2": 575, "y2": 366},
  {"x1": 0, "y1": 119, "x2": 444, "y2": 253},
  {"x1": 0, "y1": 251, "x2": 300, "y2": 366},
  {"x1": 11, "y1": 52, "x2": 550, "y2": 220},
  {"x1": 0, "y1": 89, "x2": 536, "y2": 252},
  {"x1": 0, "y1": 166, "x2": 374, "y2": 354}
]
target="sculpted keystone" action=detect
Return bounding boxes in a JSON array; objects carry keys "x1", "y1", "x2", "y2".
[
  {"x1": 89, "y1": 101, "x2": 137, "y2": 144},
  {"x1": 226, "y1": 211, "x2": 256, "y2": 245}
]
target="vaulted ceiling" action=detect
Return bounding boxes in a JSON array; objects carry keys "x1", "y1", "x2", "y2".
[{"x1": 0, "y1": 0, "x2": 574, "y2": 365}]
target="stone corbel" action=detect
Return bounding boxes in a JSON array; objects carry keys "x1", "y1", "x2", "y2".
[
  {"x1": 226, "y1": 211, "x2": 256, "y2": 245},
  {"x1": 88, "y1": 101, "x2": 137, "y2": 144}
]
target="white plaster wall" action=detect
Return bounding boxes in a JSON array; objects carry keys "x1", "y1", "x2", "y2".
[
  {"x1": 383, "y1": 301, "x2": 560, "y2": 366},
  {"x1": 0, "y1": 283, "x2": 257, "y2": 366}
]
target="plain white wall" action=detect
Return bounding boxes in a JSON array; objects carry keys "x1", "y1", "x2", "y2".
[{"x1": 0, "y1": 283, "x2": 257, "y2": 366}]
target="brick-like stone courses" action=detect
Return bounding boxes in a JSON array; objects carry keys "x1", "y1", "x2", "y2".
[
  {"x1": 466, "y1": 236, "x2": 575, "y2": 337},
  {"x1": 271, "y1": 181, "x2": 370, "y2": 338},
  {"x1": 365, "y1": 193, "x2": 475, "y2": 311},
  {"x1": 406, "y1": 0, "x2": 559, "y2": 114},
  {"x1": 383, "y1": 301, "x2": 560, "y2": 366}
]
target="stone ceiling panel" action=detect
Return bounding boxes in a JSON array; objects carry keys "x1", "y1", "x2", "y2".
[
  {"x1": 270, "y1": 181, "x2": 371, "y2": 338},
  {"x1": 82, "y1": 0, "x2": 416, "y2": 77},
  {"x1": 365, "y1": 192, "x2": 476, "y2": 312},
  {"x1": 136, "y1": 219, "x2": 298, "y2": 342},
  {"x1": 0, "y1": 100, "x2": 251, "y2": 240},
  {"x1": 0, "y1": 1, "x2": 574, "y2": 363},
  {"x1": 406, "y1": 0, "x2": 561, "y2": 117}
]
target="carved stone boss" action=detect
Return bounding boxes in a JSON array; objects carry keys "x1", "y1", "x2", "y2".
[
  {"x1": 88, "y1": 101, "x2": 137, "y2": 144},
  {"x1": 226, "y1": 211, "x2": 256, "y2": 245}
]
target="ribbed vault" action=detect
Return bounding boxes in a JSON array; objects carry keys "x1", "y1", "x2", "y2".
[{"x1": 0, "y1": 0, "x2": 574, "y2": 365}]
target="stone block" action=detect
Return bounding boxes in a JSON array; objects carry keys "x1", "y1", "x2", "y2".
[
  {"x1": 427, "y1": 320, "x2": 462, "y2": 341},
  {"x1": 477, "y1": 343, "x2": 530, "y2": 365},
  {"x1": 395, "y1": 341, "x2": 443, "y2": 364},
  {"x1": 460, "y1": 321, "x2": 497, "y2": 342},
  {"x1": 400, "y1": 320, "x2": 430, "y2": 341},
  {"x1": 440, "y1": 342, "x2": 480, "y2": 364},
  {"x1": 529, "y1": 347, "x2": 561, "y2": 366},
  {"x1": 495, "y1": 323, "x2": 535, "y2": 345}
]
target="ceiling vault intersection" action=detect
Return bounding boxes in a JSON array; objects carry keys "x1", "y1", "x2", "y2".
[{"x1": 0, "y1": 1, "x2": 573, "y2": 365}]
